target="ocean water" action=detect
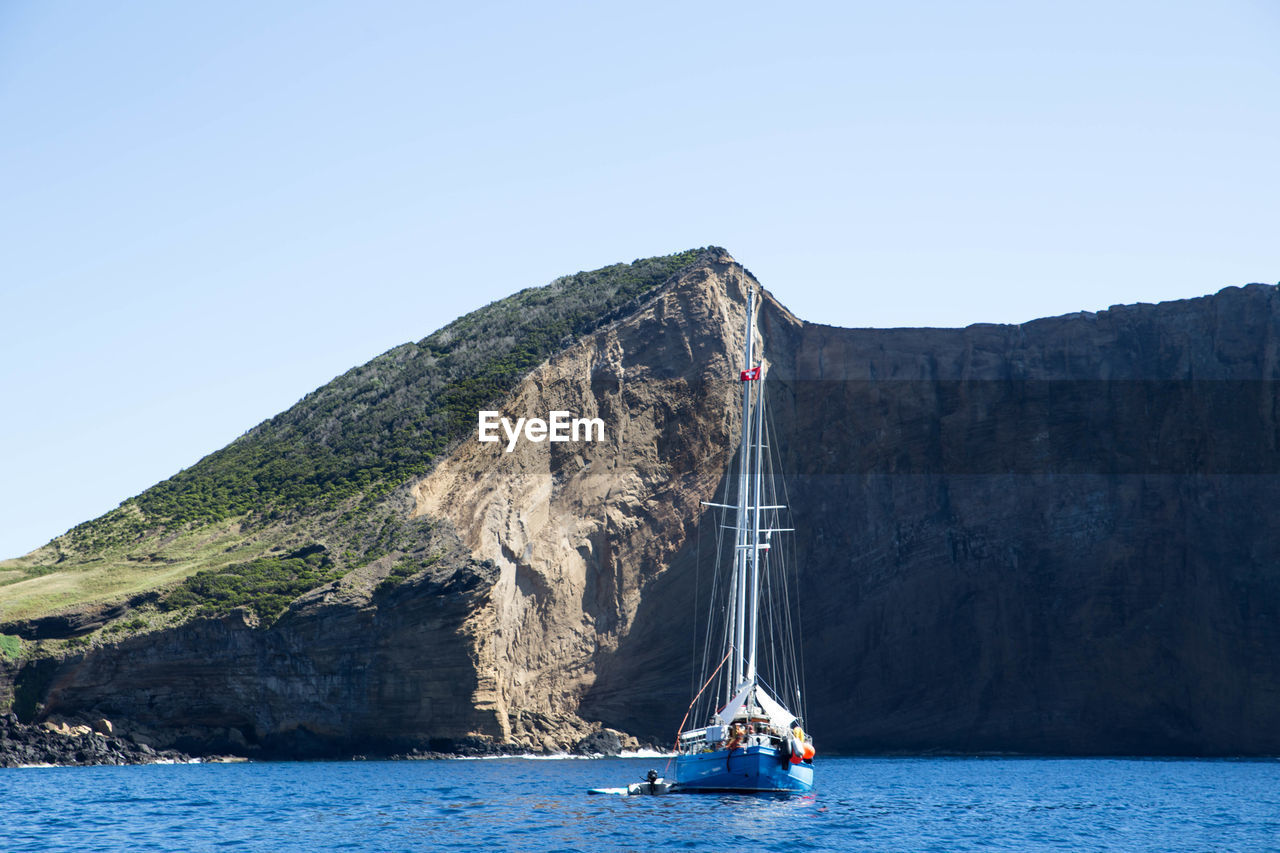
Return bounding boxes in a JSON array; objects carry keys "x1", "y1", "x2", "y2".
[{"x1": 2, "y1": 756, "x2": 1277, "y2": 852}]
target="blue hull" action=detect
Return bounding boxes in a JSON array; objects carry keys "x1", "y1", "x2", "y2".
[{"x1": 675, "y1": 746, "x2": 814, "y2": 793}]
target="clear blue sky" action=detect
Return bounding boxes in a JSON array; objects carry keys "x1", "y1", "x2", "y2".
[{"x1": 2, "y1": 1, "x2": 1277, "y2": 559}]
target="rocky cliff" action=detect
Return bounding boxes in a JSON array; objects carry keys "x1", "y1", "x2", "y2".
[
  {"x1": 585, "y1": 274, "x2": 1280, "y2": 754},
  {"x1": 2, "y1": 250, "x2": 1278, "y2": 757},
  {"x1": 0, "y1": 251, "x2": 760, "y2": 756}
]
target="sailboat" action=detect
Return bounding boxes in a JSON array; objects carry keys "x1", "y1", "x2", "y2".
[{"x1": 674, "y1": 284, "x2": 815, "y2": 794}]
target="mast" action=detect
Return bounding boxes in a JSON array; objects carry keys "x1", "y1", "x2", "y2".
[
  {"x1": 747, "y1": 335, "x2": 766, "y2": 683},
  {"x1": 731, "y1": 285, "x2": 755, "y2": 691}
]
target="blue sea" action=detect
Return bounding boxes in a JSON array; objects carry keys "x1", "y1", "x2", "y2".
[{"x1": 2, "y1": 756, "x2": 1277, "y2": 852}]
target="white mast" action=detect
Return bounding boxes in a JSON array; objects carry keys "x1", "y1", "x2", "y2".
[
  {"x1": 731, "y1": 285, "x2": 755, "y2": 691},
  {"x1": 747, "y1": 333, "x2": 766, "y2": 683}
]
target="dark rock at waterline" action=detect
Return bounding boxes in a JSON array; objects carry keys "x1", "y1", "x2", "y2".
[
  {"x1": 0, "y1": 713, "x2": 191, "y2": 768},
  {"x1": 574, "y1": 729, "x2": 623, "y2": 756}
]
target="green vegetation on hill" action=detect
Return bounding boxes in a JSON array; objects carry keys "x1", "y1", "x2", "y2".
[
  {"x1": 0, "y1": 633, "x2": 21, "y2": 661},
  {"x1": 160, "y1": 545, "x2": 342, "y2": 622},
  {"x1": 1, "y1": 248, "x2": 712, "y2": 628},
  {"x1": 376, "y1": 552, "x2": 443, "y2": 595},
  {"x1": 68, "y1": 249, "x2": 710, "y2": 542}
]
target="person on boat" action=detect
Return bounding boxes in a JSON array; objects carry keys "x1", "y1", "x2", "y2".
[{"x1": 726, "y1": 722, "x2": 746, "y2": 750}]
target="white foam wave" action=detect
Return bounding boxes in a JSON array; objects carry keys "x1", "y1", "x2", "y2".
[
  {"x1": 451, "y1": 750, "x2": 675, "y2": 761},
  {"x1": 451, "y1": 752, "x2": 591, "y2": 761},
  {"x1": 618, "y1": 749, "x2": 676, "y2": 759}
]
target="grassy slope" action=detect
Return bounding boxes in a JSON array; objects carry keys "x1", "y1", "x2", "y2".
[{"x1": 0, "y1": 248, "x2": 711, "y2": 626}]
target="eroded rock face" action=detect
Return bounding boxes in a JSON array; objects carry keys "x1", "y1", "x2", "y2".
[
  {"x1": 6, "y1": 254, "x2": 1280, "y2": 758},
  {"x1": 13, "y1": 560, "x2": 499, "y2": 757},
  {"x1": 584, "y1": 281, "x2": 1280, "y2": 755},
  {"x1": 2, "y1": 252, "x2": 768, "y2": 758},
  {"x1": 411, "y1": 251, "x2": 780, "y2": 744},
  {"x1": 775, "y1": 286, "x2": 1280, "y2": 755}
]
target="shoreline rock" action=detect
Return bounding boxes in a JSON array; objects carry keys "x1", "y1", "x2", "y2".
[{"x1": 0, "y1": 713, "x2": 192, "y2": 768}]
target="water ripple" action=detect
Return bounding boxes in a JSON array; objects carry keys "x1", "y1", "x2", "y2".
[{"x1": 0, "y1": 757, "x2": 1278, "y2": 852}]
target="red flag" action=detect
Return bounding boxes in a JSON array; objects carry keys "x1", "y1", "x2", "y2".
[{"x1": 740, "y1": 366, "x2": 761, "y2": 381}]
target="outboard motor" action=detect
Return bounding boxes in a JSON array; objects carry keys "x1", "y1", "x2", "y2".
[{"x1": 620, "y1": 769, "x2": 675, "y2": 795}]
